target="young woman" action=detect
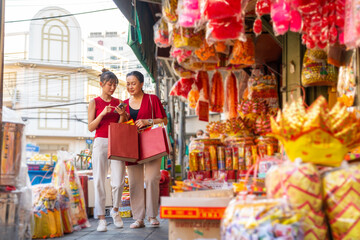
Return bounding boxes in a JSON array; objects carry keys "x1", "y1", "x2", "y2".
[
  {"x1": 88, "y1": 69, "x2": 127, "y2": 232},
  {"x1": 121, "y1": 71, "x2": 167, "y2": 228}
]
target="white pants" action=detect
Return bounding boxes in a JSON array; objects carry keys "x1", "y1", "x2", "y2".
[
  {"x1": 92, "y1": 137, "x2": 126, "y2": 216},
  {"x1": 127, "y1": 158, "x2": 162, "y2": 220}
]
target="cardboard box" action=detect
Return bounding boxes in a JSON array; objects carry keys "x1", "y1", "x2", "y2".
[
  {"x1": 87, "y1": 177, "x2": 113, "y2": 208},
  {"x1": 169, "y1": 219, "x2": 221, "y2": 240}
]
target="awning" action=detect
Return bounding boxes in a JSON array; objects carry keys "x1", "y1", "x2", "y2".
[{"x1": 113, "y1": 0, "x2": 161, "y2": 83}]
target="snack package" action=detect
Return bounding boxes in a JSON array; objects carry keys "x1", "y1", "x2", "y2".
[
  {"x1": 337, "y1": 64, "x2": 356, "y2": 107},
  {"x1": 154, "y1": 18, "x2": 170, "y2": 48},
  {"x1": 194, "y1": 41, "x2": 218, "y2": 61},
  {"x1": 173, "y1": 27, "x2": 205, "y2": 49},
  {"x1": 196, "y1": 71, "x2": 210, "y2": 101},
  {"x1": 32, "y1": 184, "x2": 64, "y2": 239},
  {"x1": 228, "y1": 37, "x2": 255, "y2": 66},
  {"x1": 52, "y1": 151, "x2": 90, "y2": 230},
  {"x1": 172, "y1": 60, "x2": 196, "y2": 78},
  {"x1": 221, "y1": 197, "x2": 304, "y2": 239},
  {"x1": 225, "y1": 72, "x2": 239, "y2": 119},
  {"x1": 323, "y1": 163, "x2": 360, "y2": 239},
  {"x1": 206, "y1": 16, "x2": 244, "y2": 43},
  {"x1": 238, "y1": 70, "x2": 250, "y2": 100},
  {"x1": 266, "y1": 161, "x2": 327, "y2": 239},
  {"x1": 170, "y1": 47, "x2": 193, "y2": 63},
  {"x1": 301, "y1": 49, "x2": 338, "y2": 87},
  {"x1": 170, "y1": 77, "x2": 195, "y2": 100},
  {"x1": 202, "y1": 0, "x2": 242, "y2": 20},
  {"x1": 188, "y1": 84, "x2": 200, "y2": 108},
  {"x1": 210, "y1": 71, "x2": 224, "y2": 112},
  {"x1": 163, "y1": 0, "x2": 178, "y2": 23},
  {"x1": 253, "y1": 17, "x2": 263, "y2": 36},
  {"x1": 177, "y1": 0, "x2": 202, "y2": 28}
]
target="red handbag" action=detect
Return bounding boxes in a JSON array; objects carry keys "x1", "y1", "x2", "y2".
[{"x1": 108, "y1": 123, "x2": 139, "y2": 162}]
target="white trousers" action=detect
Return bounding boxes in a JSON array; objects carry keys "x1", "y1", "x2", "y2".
[
  {"x1": 127, "y1": 158, "x2": 162, "y2": 220},
  {"x1": 92, "y1": 137, "x2": 126, "y2": 216}
]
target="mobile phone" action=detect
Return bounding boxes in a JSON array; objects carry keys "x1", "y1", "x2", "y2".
[{"x1": 114, "y1": 102, "x2": 127, "y2": 113}]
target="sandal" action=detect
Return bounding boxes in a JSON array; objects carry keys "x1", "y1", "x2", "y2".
[
  {"x1": 148, "y1": 217, "x2": 160, "y2": 226},
  {"x1": 130, "y1": 220, "x2": 145, "y2": 229}
]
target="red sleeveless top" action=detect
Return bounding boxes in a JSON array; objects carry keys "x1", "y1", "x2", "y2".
[{"x1": 94, "y1": 97, "x2": 120, "y2": 138}]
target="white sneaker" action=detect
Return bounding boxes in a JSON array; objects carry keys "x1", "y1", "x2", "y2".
[
  {"x1": 97, "y1": 219, "x2": 107, "y2": 232},
  {"x1": 111, "y1": 209, "x2": 124, "y2": 228}
]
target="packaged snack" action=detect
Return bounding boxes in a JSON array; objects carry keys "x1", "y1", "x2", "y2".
[
  {"x1": 301, "y1": 49, "x2": 338, "y2": 87},
  {"x1": 210, "y1": 71, "x2": 224, "y2": 112},
  {"x1": 170, "y1": 78, "x2": 195, "y2": 100},
  {"x1": 225, "y1": 147, "x2": 233, "y2": 170},
  {"x1": 225, "y1": 72, "x2": 238, "y2": 119},
  {"x1": 172, "y1": 60, "x2": 196, "y2": 78},
  {"x1": 323, "y1": 163, "x2": 360, "y2": 239},
  {"x1": 154, "y1": 18, "x2": 170, "y2": 48},
  {"x1": 187, "y1": 85, "x2": 200, "y2": 108},
  {"x1": 196, "y1": 71, "x2": 210, "y2": 101},
  {"x1": 256, "y1": 0, "x2": 271, "y2": 17},
  {"x1": 173, "y1": 27, "x2": 205, "y2": 49},
  {"x1": 217, "y1": 146, "x2": 225, "y2": 170},
  {"x1": 253, "y1": 17, "x2": 263, "y2": 36},
  {"x1": 177, "y1": 0, "x2": 202, "y2": 28},
  {"x1": 214, "y1": 41, "x2": 229, "y2": 54},
  {"x1": 229, "y1": 37, "x2": 255, "y2": 66},
  {"x1": 163, "y1": 0, "x2": 178, "y2": 23},
  {"x1": 203, "y1": 0, "x2": 242, "y2": 20},
  {"x1": 204, "y1": 150, "x2": 212, "y2": 171},
  {"x1": 337, "y1": 64, "x2": 356, "y2": 107},
  {"x1": 206, "y1": 16, "x2": 244, "y2": 42},
  {"x1": 208, "y1": 145, "x2": 218, "y2": 170},
  {"x1": 170, "y1": 47, "x2": 193, "y2": 63},
  {"x1": 194, "y1": 41, "x2": 217, "y2": 61}
]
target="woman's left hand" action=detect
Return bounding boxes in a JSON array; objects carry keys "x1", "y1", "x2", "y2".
[{"x1": 135, "y1": 119, "x2": 149, "y2": 129}]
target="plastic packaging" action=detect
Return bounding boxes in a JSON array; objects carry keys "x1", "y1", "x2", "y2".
[
  {"x1": 32, "y1": 184, "x2": 64, "y2": 239},
  {"x1": 253, "y1": 17, "x2": 262, "y2": 36},
  {"x1": 170, "y1": 47, "x2": 192, "y2": 63},
  {"x1": 323, "y1": 163, "x2": 360, "y2": 239},
  {"x1": 206, "y1": 16, "x2": 244, "y2": 42},
  {"x1": 163, "y1": 0, "x2": 178, "y2": 23},
  {"x1": 266, "y1": 161, "x2": 327, "y2": 240},
  {"x1": 196, "y1": 71, "x2": 210, "y2": 101},
  {"x1": 337, "y1": 65, "x2": 356, "y2": 107},
  {"x1": 221, "y1": 197, "x2": 304, "y2": 239},
  {"x1": 256, "y1": 0, "x2": 271, "y2": 17},
  {"x1": 301, "y1": 49, "x2": 338, "y2": 87},
  {"x1": 228, "y1": 37, "x2": 255, "y2": 66},
  {"x1": 210, "y1": 71, "x2": 224, "y2": 112},
  {"x1": 173, "y1": 27, "x2": 205, "y2": 49},
  {"x1": 271, "y1": 0, "x2": 291, "y2": 35},
  {"x1": 52, "y1": 151, "x2": 90, "y2": 230},
  {"x1": 172, "y1": 60, "x2": 196, "y2": 78},
  {"x1": 194, "y1": 41, "x2": 217, "y2": 61},
  {"x1": 170, "y1": 77, "x2": 195, "y2": 100},
  {"x1": 225, "y1": 72, "x2": 238, "y2": 119},
  {"x1": 177, "y1": 0, "x2": 202, "y2": 28},
  {"x1": 187, "y1": 85, "x2": 200, "y2": 108},
  {"x1": 154, "y1": 18, "x2": 170, "y2": 48},
  {"x1": 203, "y1": 0, "x2": 242, "y2": 20}
]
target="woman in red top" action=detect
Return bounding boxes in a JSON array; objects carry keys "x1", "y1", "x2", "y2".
[
  {"x1": 88, "y1": 68, "x2": 127, "y2": 232},
  {"x1": 122, "y1": 71, "x2": 167, "y2": 228}
]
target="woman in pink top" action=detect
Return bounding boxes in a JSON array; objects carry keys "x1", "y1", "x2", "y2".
[
  {"x1": 87, "y1": 68, "x2": 127, "y2": 232},
  {"x1": 122, "y1": 71, "x2": 167, "y2": 229}
]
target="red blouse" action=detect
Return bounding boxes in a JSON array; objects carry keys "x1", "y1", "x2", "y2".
[
  {"x1": 124, "y1": 94, "x2": 166, "y2": 121},
  {"x1": 94, "y1": 97, "x2": 120, "y2": 138},
  {"x1": 124, "y1": 94, "x2": 166, "y2": 165}
]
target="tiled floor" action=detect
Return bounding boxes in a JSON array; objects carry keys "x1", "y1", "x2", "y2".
[{"x1": 55, "y1": 217, "x2": 168, "y2": 240}]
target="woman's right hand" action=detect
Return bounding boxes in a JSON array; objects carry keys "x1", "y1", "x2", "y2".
[{"x1": 100, "y1": 104, "x2": 112, "y2": 117}]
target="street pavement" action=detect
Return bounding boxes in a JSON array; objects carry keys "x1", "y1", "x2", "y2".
[{"x1": 54, "y1": 217, "x2": 169, "y2": 240}]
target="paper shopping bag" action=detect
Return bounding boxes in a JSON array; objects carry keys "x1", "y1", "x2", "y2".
[
  {"x1": 138, "y1": 125, "x2": 169, "y2": 164},
  {"x1": 108, "y1": 123, "x2": 139, "y2": 162}
]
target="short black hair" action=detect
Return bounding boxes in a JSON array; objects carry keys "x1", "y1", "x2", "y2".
[
  {"x1": 99, "y1": 68, "x2": 118, "y2": 85},
  {"x1": 126, "y1": 71, "x2": 144, "y2": 84}
]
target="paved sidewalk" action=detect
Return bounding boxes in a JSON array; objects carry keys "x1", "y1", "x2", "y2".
[{"x1": 55, "y1": 217, "x2": 168, "y2": 240}]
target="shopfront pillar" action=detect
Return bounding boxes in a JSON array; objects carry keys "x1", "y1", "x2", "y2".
[{"x1": 0, "y1": 0, "x2": 5, "y2": 160}]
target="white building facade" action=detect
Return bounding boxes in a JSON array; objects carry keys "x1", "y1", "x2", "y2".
[{"x1": 4, "y1": 7, "x2": 128, "y2": 154}]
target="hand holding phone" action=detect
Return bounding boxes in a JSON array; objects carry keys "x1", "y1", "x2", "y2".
[{"x1": 114, "y1": 102, "x2": 127, "y2": 113}]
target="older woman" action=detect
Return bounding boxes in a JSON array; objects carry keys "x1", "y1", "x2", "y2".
[{"x1": 121, "y1": 71, "x2": 167, "y2": 228}]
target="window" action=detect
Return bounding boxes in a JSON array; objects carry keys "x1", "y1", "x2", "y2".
[
  {"x1": 38, "y1": 108, "x2": 69, "y2": 130},
  {"x1": 118, "y1": 46, "x2": 123, "y2": 51},
  {"x1": 87, "y1": 56, "x2": 94, "y2": 60},
  {"x1": 41, "y1": 19, "x2": 70, "y2": 63},
  {"x1": 110, "y1": 56, "x2": 117, "y2": 60},
  {"x1": 90, "y1": 32, "x2": 103, "y2": 38},
  {"x1": 3, "y1": 72, "x2": 17, "y2": 100},
  {"x1": 39, "y1": 73, "x2": 70, "y2": 102},
  {"x1": 110, "y1": 47, "x2": 117, "y2": 51},
  {"x1": 87, "y1": 47, "x2": 94, "y2": 52},
  {"x1": 110, "y1": 65, "x2": 120, "y2": 70}
]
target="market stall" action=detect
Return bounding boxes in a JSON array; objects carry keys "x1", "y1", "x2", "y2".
[{"x1": 155, "y1": 0, "x2": 360, "y2": 239}]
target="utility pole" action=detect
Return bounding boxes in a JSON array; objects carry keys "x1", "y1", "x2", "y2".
[
  {"x1": 0, "y1": 0, "x2": 6, "y2": 165},
  {"x1": 178, "y1": 101, "x2": 185, "y2": 180}
]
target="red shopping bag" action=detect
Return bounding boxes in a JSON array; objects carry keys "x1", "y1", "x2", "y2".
[
  {"x1": 138, "y1": 125, "x2": 170, "y2": 164},
  {"x1": 108, "y1": 123, "x2": 139, "y2": 162}
]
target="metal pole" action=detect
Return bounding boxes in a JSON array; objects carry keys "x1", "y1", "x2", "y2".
[
  {"x1": 178, "y1": 101, "x2": 185, "y2": 180},
  {"x1": 168, "y1": 78, "x2": 176, "y2": 181},
  {"x1": 0, "y1": 0, "x2": 5, "y2": 172}
]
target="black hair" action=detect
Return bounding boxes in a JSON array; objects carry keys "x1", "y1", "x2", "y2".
[
  {"x1": 99, "y1": 68, "x2": 118, "y2": 85},
  {"x1": 126, "y1": 71, "x2": 144, "y2": 84}
]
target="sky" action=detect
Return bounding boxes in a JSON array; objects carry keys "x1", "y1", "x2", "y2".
[{"x1": 4, "y1": 0, "x2": 128, "y2": 37}]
